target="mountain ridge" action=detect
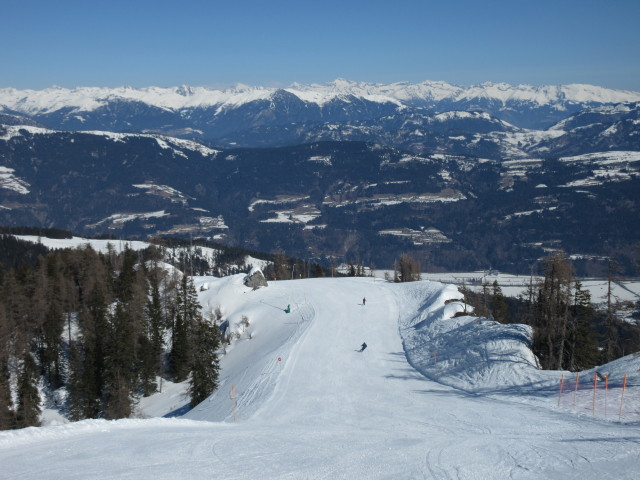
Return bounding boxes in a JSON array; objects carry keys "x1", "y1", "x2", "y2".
[
  {"x1": 2, "y1": 80, "x2": 640, "y2": 145},
  {"x1": 2, "y1": 79, "x2": 640, "y2": 115}
]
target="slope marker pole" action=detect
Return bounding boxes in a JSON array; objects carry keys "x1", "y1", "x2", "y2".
[
  {"x1": 558, "y1": 373, "x2": 564, "y2": 408},
  {"x1": 618, "y1": 374, "x2": 627, "y2": 421},
  {"x1": 592, "y1": 372, "x2": 597, "y2": 416},
  {"x1": 231, "y1": 384, "x2": 237, "y2": 422},
  {"x1": 604, "y1": 373, "x2": 609, "y2": 417},
  {"x1": 573, "y1": 372, "x2": 580, "y2": 408}
]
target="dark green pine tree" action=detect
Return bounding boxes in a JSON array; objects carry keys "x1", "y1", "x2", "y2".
[
  {"x1": 170, "y1": 274, "x2": 220, "y2": 405},
  {"x1": 566, "y1": 281, "x2": 599, "y2": 371},
  {"x1": 189, "y1": 315, "x2": 221, "y2": 407},
  {"x1": 67, "y1": 342, "x2": 99, "y2": 420},
  {"x1": 39, "y1": 300, "x2": 64, "y2": 389},
  {"x1": 170, "y1": 276, "x2": 194, "y2": 382},
  {"x1": 147, "y1": 273, "x2": 165, "y2": 360},
  {"x1": 491, "y1": 280, "x2": 509, "y2": 323},
  {"x1": 116, "y1": 246, "x2": 138, "y2": 303},
  {"x1": 38, "y1": 254, "x2": 65, "y2": 389},
  {"x1": 137, "y1": 272, "x2": 165, "y2": 396},
  {"x1": 15, "y1": 353, "x2": 40, "y2": 428},
  {"x1": 68, "y1": 284, "x2": 110, "y2": 420},
  {"x1": 103, "y1": 302, "x2": 135, "y2": 419},
  {"x1": 0, "y1": 357, "x2": 14, "y2": 430},
  {"x1": 136, "y1": 333, "x2": 157, "y2": 397},
  {"x1": 170, "y1": 311, "x2": 190, "y2": 382},
  {"x1": 0, "y1": 284, "x2": 14, "y2": 430}
]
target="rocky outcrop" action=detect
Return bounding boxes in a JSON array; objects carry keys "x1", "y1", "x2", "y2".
[{"x1": 244, "y1": 268, "x2": 268, "y2": 289}]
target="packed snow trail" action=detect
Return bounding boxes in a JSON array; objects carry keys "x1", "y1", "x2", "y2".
[{"x1": 0, "y1": 277, "x2": 639, "y2": 479}]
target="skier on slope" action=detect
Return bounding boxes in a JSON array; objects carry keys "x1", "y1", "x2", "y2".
[
  {"x1": 362, "y1": 297, "x2": 366, "y2": 306},
  {"x1": 358, "y1": 342, "x2": 367, "y2": 352}
]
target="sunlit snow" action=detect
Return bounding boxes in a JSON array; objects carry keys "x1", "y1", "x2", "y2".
[{"x1": 1, "y1": 273, "x2": 639, "y2": 479}]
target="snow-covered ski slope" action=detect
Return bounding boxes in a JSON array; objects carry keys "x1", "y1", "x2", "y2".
[{"x1": 1, "y1": 276, "x2": 639, "y2": 479}]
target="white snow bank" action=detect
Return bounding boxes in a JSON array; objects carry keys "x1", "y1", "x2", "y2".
[{"x1": 397, "y1": 281, "x2": 555, "y2": 392}]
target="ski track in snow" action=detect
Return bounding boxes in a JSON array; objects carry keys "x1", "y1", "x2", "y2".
[{"x1": 1, "y1": 276, "x2": 639, "y2": 479}]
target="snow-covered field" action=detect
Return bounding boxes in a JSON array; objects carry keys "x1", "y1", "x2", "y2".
[
  {"x1": 1, "y1": 275, "x2": 639, "y2": 479},
  {"x1": 13, "y1": 235, "x2": 152, "y2": 254},
  {"x1": 12, "y1": 235, "x2": 270, "y2": 273},
  {"x1": 418, "y1": 270, "x2": 640, "y2": 307}
]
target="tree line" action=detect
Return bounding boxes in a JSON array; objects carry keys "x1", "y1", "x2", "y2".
[
  {"x1": 463, "y1": 251, "x2": 640, "y2": 371},
  {"x1": 0, "y1": 243, "x2": 220, "y2": 430}
]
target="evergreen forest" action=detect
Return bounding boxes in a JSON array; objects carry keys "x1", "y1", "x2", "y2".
[{"x1": 0, "y1": 237, "x2": 221, "y2": 430}]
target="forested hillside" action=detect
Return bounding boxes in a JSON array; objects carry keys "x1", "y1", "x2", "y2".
[
  {"x1": 1, "y1": 128, "x2": 638, "y2": 275},
  {"x1": 0, "y1": 241, "x2": 222, "y2": 429},
  {"x1": 0, "y1": 231, "x2": 340, "y2": 430}
]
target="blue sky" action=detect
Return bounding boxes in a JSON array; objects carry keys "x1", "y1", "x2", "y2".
[{"x1": 2, "y1": 0, "x2": 639, "y2": 90}]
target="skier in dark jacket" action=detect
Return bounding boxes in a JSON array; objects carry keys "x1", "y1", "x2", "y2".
[
  {"x1": 362, "y1": 297, "x2": 366, "y2": 306},
  {"x1": 358, "y1": 342, "x2": 367, "y2": 352}
]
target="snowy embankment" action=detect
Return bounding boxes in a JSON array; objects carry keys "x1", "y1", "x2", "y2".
[
  {"x1": 395, "y1": 280, "x2": 640, "y2": 419},
  {"x1": 396, "y1": 281, "x2": 549, "y2": 392},
  {"x1": 1, "y1": 275, "x2": 639, "y2": 479}
]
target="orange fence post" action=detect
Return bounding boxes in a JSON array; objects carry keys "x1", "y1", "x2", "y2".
[
  {"x1": 604, "y1": 374, "x2": 609, "y2": 417},
  {"x1": 619, "y1": 374, "x2": 627, "y2": 420},
  {"x1": 558, "y1": 374, "x2": 565, "y2": 408},
  {"x1": 231, "y1": 384, "x2": 237, "y2": 422},
  {"x1": 592, "y1": 372, "x2": 597, "y2": 416},
  {"x1": 573, "y1": 372, "x2": 580, "y2": 407}
]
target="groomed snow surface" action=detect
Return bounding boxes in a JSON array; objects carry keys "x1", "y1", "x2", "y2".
[{"x1": 1, "y1": 276, "x2": 639, "y2": 479}]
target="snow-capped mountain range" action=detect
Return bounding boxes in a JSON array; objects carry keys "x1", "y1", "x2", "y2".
[
  {"x1": 1, "y1": 79, "x2": 640, "y2": 147},
  {"x1": 2, "y1": 79, "x2": 639, "y2": 114}
]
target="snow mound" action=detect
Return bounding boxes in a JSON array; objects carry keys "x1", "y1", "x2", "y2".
[{"x1": 397, "y1": 281, "x2": 549, "y2": 393}]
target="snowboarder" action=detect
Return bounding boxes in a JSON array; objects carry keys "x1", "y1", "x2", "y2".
[
  {"x1": 362, "y1": 297, "x2": 366, "y2": 306},
  {"x1": 284, "y1": 304, "x2": 291, "y2": 314},
  {"x1": 358, "y1": 342, "x2": 367, "y2": 352}
]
